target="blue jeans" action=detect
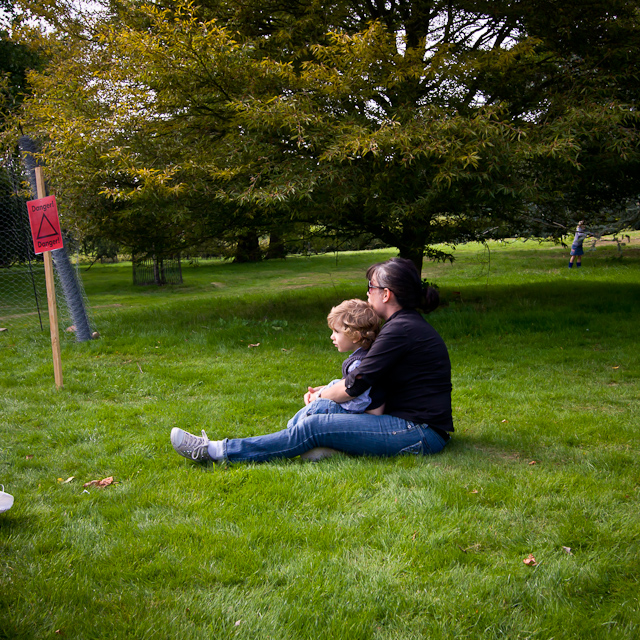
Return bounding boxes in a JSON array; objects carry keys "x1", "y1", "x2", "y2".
[
  {"x1": 286, "y1": 398, "x2": 354, "y2": 429},
  {"x1": 223, "y1": 410, "x2": 449, "y2": 463}
]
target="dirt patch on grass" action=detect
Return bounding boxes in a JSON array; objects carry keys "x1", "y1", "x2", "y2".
[
  {"x1": 0, "y1": 310, "x2": 42, "y2": 320},
  {"x1": 280, "y1": 283, "x2": 316, "y2": 290},
  {"x1": 457, "y1": 442, "x2": 527, "y2": 463}
]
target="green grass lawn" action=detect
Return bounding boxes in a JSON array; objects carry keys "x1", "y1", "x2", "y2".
[{"x1": 1, "y1": 238, "x2": 639, "y2": 639}]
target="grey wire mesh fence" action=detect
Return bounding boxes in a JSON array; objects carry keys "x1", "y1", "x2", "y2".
[
  {"x1": 0, "y1": 151, "x2": 94, "y2": 337},
  {"x1": 133, "y1": 255, "x2": 183, "y2": 285}
]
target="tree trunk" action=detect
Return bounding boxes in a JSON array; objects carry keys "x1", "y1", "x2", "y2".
[
  {"x1": 264, "y1": 229, "x2": 287, "y2": 260},
  {"x1": 234, "y1": 230, "x2": 261, "y2": 263},
  {"x1": 397, "y1": 226, "x2": 426, "y2": 275},
  {"x1": 153, "y1": 256, "x2": 163, "y2": 285}
]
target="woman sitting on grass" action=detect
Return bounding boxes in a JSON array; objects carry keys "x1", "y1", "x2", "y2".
[{"x1": 170, "y1": 257, "x2": 454, "y2": 463}]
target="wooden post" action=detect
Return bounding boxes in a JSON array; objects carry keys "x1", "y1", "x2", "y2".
[{"x1": 35, "y1": 167, "x2": 63, "y2": 389}]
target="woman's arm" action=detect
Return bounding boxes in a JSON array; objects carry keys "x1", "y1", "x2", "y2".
[
  {"x1": 343, "y1": 319, "x2": 408, "y2": 398},
  {"x1": 311, "y1": 379, "x2": 351, "y2": 404}
]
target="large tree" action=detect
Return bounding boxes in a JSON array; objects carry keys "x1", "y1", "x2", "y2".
[
  {"x1": 1, "y1": 0, "x2": 42, "y2": 122},
  {"x1": 8, "y1": 0, "x2": 640, "y2": 269}
]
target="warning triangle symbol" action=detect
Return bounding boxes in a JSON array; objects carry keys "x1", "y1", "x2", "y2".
[{"x1": 37, "y1": 212, "x2": 60, "y2": 240}]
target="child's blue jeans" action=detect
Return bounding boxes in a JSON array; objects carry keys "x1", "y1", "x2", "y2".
[{"x1": 286, "y1": 398, "x2": 354, "y2": 430}]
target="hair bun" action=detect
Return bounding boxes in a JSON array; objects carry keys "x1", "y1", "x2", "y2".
[{"x1": 420, "y1": 281, "x2": 440, "y2": 314}]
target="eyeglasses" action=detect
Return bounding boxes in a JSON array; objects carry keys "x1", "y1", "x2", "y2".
[{"x1": 367, "y1": 281, "x2": 386, "y2": 292}]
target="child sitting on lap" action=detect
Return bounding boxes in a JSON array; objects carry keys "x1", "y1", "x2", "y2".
[{"x1": 287, "y1": 298, "x2": 384, "y2": 431}]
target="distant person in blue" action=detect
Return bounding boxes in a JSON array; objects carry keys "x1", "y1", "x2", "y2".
[
  {"x1": 569, "y1": 221, "x2": 588, "y2": 268},
  {"x1": 170, "y1": 257, "x2": 453, "y2": 463}
]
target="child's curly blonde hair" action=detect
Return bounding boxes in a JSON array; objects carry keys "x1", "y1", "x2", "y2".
[{"x1": 327, "y1": 299, "x2": 380, "y2": 349}]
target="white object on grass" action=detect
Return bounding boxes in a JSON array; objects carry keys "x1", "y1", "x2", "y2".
[
  {"x1": 300, "y1": 447, "x2": 339, "y2": 462},
  {"x1": 0, "y1": 485, "x2": 14, "y2": 513}
]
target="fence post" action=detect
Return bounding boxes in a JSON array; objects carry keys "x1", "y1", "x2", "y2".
[{"x1": 35, "y1": 167, "x2": 63, "y2": 389}]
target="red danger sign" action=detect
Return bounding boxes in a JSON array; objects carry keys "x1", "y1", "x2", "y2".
[{"x1": 27, "y1": 195, "x2": 64, "y2": 254}]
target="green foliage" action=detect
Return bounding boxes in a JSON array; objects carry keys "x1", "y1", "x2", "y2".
[
  {"x1": 0, "y1": 1, "x2": 42, "y2": 132},
  {"x1": 7, "y1": 0, "x2": 640, "y2": 268}
]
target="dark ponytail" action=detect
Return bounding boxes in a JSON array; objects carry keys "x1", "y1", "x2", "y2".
[
  {"x1": 366, "y1": 257, "x2": 440, "y2": 313},
  {"x1": 421, "y1": 281, "x2": 440, "y2": 314}
]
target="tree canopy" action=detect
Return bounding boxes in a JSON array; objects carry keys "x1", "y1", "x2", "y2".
[
  {"x1": 1, "y1": 0, "x2": 42, "y2": 131},
  {"x1": 6, "y1": 0, "x2": 640, "y2": 269}
]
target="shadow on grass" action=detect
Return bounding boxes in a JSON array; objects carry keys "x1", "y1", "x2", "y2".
[
  {"x1": 98, "y1": 279, "x2": 640, "y2": 343},
  {"x1": 445, "y1": 435, "x2": 532, "y2": 464},
  {"x1": 0, "y1": 511, "x2": 36, "y2": 532}
]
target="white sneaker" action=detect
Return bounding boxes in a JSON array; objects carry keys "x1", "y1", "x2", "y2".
[
  {"x1": 171, "y1": 428, "x2": 212, "y2": 462},
  {"x1": 0, "y1": 485, "x2": 14, "y2": 513}
]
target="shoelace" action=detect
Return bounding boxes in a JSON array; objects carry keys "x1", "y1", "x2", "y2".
[{"x1": 189, "y1": 430, "x2": 210, "y2": 460}]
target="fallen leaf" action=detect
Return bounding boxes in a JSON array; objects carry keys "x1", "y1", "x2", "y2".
[
  {"x1": 63, "y1": 477, "x2": 75, "y2": 484},
  {"x1": 470, "y1": 489, "x2": 479, "y2": 494},
  {"x1": 612, "y1": 366, "x2": 620, "y2": 369},
  {"x1": 0, "y1": 328, "x2": 7, "y2": 332},
  {"x1": 25, "y1": 454, "x2": 34, "y2": 460},
  {"x1": 411, "y1": 531, "x2": 418, "y2": 540},
  {"x1": 523, "y1": 554, "x2": 537, "y2": 566},
  {"x1": 528, "y1": 460, "x2": 537, "y2": 465},
  {"x1": 562, "y1": 546, "x2": 573, "y2": 555},
  {"x1": 83, "y1": 476, "x2": 115, "y2": 488},
  {"x1": 235, "y1": 620, "x2": 242, "y2": 627},
  {"x1": 65, "y1": 325, "x2": 76, "y2": 333},
  {"x1": 501, "y1": 419, "x2": 508, "y2": 423},
  {"x1": 248, "y1": 343, "x2": 260, "y2": 348}
]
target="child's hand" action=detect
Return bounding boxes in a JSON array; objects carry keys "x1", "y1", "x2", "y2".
[{"x1": 304, "y1": 386, "x2": 324, "y2": 405}]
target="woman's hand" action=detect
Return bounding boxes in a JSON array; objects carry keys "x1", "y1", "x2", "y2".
[{"x1": 304, "y1": 386, "x2": 325, "y2": 405}]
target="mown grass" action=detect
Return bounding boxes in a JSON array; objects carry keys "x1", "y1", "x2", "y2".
[{"x1": 1, "y1": 238, "x2": 639, "y2": 639}]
